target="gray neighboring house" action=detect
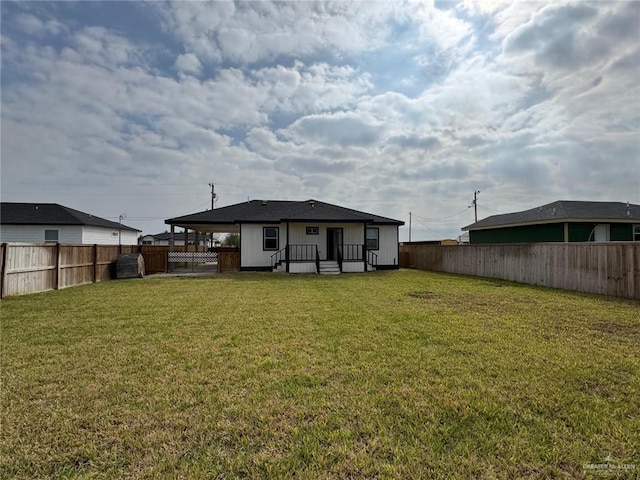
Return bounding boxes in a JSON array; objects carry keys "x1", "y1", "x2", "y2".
[
  {"x1": 462, "y1": 200, "x2": 640, "y2": 244},
  {"x1": 138, "y1": 231, "x2": 208, "y2": 247},
  {"x1": 0, "y1": 202, "x2": 140, "y2": 245},
  {"x1": 165, "y1": 199, "x2": 404, "y2": 273}
]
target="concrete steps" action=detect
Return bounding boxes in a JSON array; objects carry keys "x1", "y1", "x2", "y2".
[{"x1": 319, "y1": 261, "x2": 341, "y2": 275}]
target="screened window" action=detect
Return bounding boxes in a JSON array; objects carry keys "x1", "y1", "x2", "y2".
[
  {"x1": 44, "y1": 229, "x2": 59, "y2": 243},
  {"x1": 634, "y1": 225, "x2": 640, "y2": 241},
  {"x1": 263, "y1": 227, "x2": 279, "y2": 251},
  {"x1": 366, "y1": 228, "x2": 379, "y2": 250}
]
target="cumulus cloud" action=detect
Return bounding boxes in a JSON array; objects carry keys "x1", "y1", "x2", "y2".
[
  {"x1": 283, "y1": 112, "x2": 383, "y2": 147},
  {"x1": 175, "y1": 53, "x2": 202, "y2": 75},
  {"x1": 1, "y1": 1, "x2": 638, "y2": 240},
  {"x1": 14, "y1": 12, "x2": 65, "y2": 36}
]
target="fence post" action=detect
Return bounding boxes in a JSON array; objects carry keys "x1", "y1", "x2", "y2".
[
  {"x1": 0, "y1": 243, "x2": 7, "y2": 299},
  {"x1": 55, "y1": 242, "x2": 61, "y2": 290},
  {"x1": 93, "y1": 244, "x2": 98, "y2": 284}
]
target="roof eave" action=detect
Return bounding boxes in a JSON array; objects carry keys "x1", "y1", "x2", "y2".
[{"x1": 463, "y1": 217, "x2": 640, "y2": 231}]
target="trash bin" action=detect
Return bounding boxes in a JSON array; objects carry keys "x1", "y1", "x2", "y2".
[{"x1": 116, "y1": 253, "x2": 145, "y2": 279}]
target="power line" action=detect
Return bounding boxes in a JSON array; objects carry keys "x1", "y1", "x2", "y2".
[
  {"x1": 103, "y1": 200, "x2": 211, "y2": 222},
  {"x1": 411, "y1": 207, "x2": 470, "y2": 222},
  {"x1": 477, "y1": 203, "x2": 500, "y2": 214},
  {"x1": 410, "y1": 219, "x2": 444, "y2": 237}
]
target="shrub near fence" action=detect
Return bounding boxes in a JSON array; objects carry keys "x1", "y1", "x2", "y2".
[
  {"x1": 0, "y1": 243, "x2": 137, "y2": 298},
  {"x1": 400, "y1": 242, "x2": 640, "y2": 300}
]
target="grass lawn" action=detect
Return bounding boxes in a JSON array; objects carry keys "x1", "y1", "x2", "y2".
[{"x1": 1, "y1": 270, "x2": 638, "y2": 479}]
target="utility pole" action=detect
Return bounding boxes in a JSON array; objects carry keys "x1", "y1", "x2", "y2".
[
  {"x1": 472, "y1": 190, "x2": 480, "y2": 223},
  {"x1": 118, "y1": 213, "x2": 126, "y2": 253},
  {"x1": 208, "y1": 182, "x2": 216, "y2": 250},
  {"x1": 409, "y1": 212, "x2": 412, "y2": 242},
  {"x1": 209, "y1": 182, "x2": 217, "y2": 210}
]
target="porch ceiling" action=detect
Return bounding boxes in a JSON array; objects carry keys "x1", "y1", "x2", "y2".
[{"x1": 170, "y1": 223, "x2": 240, "y2": 234}]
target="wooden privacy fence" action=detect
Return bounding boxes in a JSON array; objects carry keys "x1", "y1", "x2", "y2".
[
  {"x1": 0, "y1": 243, "x2": 137, "y2": 298},
  {"x1": 400, "y1": 242, "x2": 640, "y2": 300},
  {"x1": 139, "y1": 245, "x2": 207, "y2": 274}
]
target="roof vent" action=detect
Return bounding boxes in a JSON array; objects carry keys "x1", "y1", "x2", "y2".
[
  {"x1": 261, "y1": 200, "x2": 268, "y2": 206},
  {"x1": 552, "y1": 207, "x2": 556, "y2": 215},
  {"x1": 627, "y1": 201, "x2": 630, "y2": 217},
  {"x1": 309, "y1": 200, "x2": 315, "y2": 208}
]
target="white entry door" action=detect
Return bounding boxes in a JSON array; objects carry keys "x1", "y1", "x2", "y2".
[{"x1": 593, "y1": 224, "x2": 610, "y2": 242}]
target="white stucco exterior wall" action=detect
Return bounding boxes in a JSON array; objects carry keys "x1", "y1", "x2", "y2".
[
  {"x1": 239, "y1": 222, "x2": 399, "y2": 270},
  {"x1": 375, "y1": 225, "x2": 400, "y2": 266},
  {"x1": 82, "y1": 226, "x2": 138, "y2": 245},
  {"x1": 240, "y1": 223, "x2": 288, "y2": 268}
]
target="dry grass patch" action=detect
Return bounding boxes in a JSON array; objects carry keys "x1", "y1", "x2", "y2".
[{"x1": 1, "y1": 270, "x2": 638, "y2": 479}]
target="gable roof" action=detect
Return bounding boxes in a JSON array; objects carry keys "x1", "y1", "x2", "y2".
[
  {"x1": 166, "y1": 199, "x2": 404, "y2": 230},
  {"x1": 463, "y1": 201, "x2": 640, "y2": 231},
  {"x1": 0, "y1": 203, "x2": 140, "y2": 232}
]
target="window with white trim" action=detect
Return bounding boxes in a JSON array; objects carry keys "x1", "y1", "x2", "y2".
[
  {"x1": 634, "y1": 225, "x2": 640, "y2": 241},
  {"x1": 44, "y1": 229, "x2": 59, "y2": 243},
  {"x1": 263, "y1": 227, "x2": 279, "y2": 250}
]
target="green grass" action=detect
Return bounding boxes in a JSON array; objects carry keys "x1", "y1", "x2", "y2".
[{"x1": 1, "y1": 270, "x2": 638, "y2": 479}]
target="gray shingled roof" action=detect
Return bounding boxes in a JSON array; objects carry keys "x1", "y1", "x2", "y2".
[
  {"x1": 463, "y1": 201, "x2": 640, "y2": 231},
  {"x1": 0, "y1": 203, "x2": 140, "y2": 232},
  {"x1": 143, "y1": 232, "x2": 199, "y2": 241},
  {"x1": 166, "y1": 199, "x2": 404, "y2": 226}
]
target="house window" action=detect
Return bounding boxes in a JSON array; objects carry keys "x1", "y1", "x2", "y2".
[
  {"x1": 634, "y1": 225, "x2": 640, "y2": 241},
  {"x1": 306, "y1": 226, "x2": 319, "y2": 235},
  {"x1": 366, "y1": 228, "x2": 379, "y2": 250},
  {"x1": 263, "y1": 227, "x2": 279, "y2": 251},
  {"x1": 44, "y1": 229, "x2": 59, "y2": 243}
]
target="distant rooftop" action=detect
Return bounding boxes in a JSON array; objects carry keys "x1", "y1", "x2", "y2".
[
  {"x1": 0, "y1": 202, "x2": 140, "y2": 232},
  {"x1": 463, "y1": 200, "x2": 640, "y2": 231}
]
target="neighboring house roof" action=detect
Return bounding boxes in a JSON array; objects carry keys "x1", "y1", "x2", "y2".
[
  {"x1": 0, "y1": 202, "x2": 140, "y2": 232},
  {"x1": 462, "y1": 201, "x2": 640, "y2": 231},
  {"x1": 166, "y1": 199, "x2": 404, "y2": 229}
]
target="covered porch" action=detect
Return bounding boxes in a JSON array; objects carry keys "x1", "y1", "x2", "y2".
[{"x1": 270, "y1": 239, "x2": 378, "y2": 274}]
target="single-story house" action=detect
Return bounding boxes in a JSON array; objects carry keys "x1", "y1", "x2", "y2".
[
  {"x1": 462, "y1": 200, "x2": 640, "y2": 244},
  {"x1": 0, "y1": 202, "x2": 141, "y2": 245},
  {"x1": 165, "y1": 199, "x2": 404, "y2": 273},
  {"x1": 138, "y1": 231, "x2": 208, "y2": 247}
]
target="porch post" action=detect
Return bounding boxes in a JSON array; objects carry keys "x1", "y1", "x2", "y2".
[
  {"x1": 285, "y1": 222, "x2": 290, "y2": 273},
  {"x1": 363, "y1": 222, "x2": 368, "y2": 272},
  {"x1": 169, "y1": 225, "x2": 175, "y2": 272}
]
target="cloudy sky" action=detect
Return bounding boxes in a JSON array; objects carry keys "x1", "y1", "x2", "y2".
[{"x1": 1, "y1": 1, "x2": 639, "y2": 240}]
